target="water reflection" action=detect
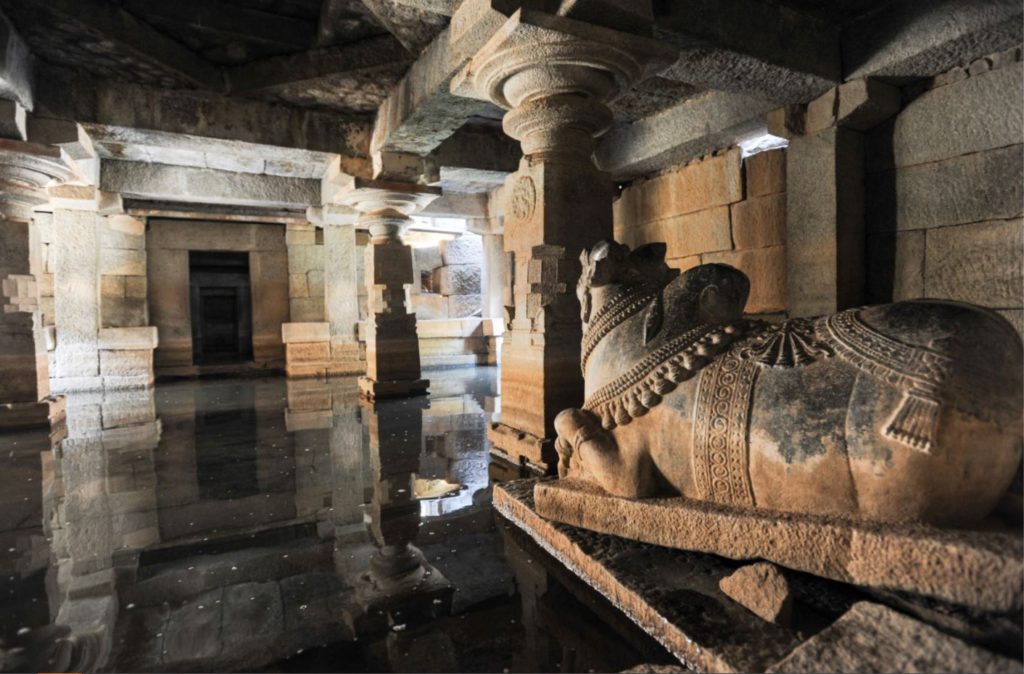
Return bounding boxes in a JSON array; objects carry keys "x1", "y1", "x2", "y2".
[{"x1": 1, "y1": 368, "x2": 674, "y2": 673}]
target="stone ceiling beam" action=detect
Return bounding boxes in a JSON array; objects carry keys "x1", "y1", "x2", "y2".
[
  {"x1": 358, "y1": 0, "x2": 449, "y2": 54},
  {"x1": 595, "y1": 90, "x2": 776, "y2": 180},
  {"x1": 370, "y1": 0, "x2": 514, "y2": 157},
  {"x1": 653, "y1": 0, "x2": 841, "y2": 104},
  {"x1": 98, "y1": 161, "x2": 321, "y2": 210},
  {"x1": 79, "y1": 124, "x2": 335, "y2": 179},
  {"x1": 0, "y1": 9, "x2": 33, "y2": 110},
  {"x1": 389, "y1": 0, "x2": 460, "y2": 16},
  {"x1": 45, "y1": 0, "x2": 223, "y2": 91},
  {"x1": 34, "y1": 66, "x2": 372, "y2": 175},
  {"x1": 843, "y1": 0, "x2": 1023, "y2": 81},
  {"x1": 122, "y1": 0, "x2": 316, "y2": 50},
  {"x1": 228, "y1": 35, "x2": 410, "y2": 94}
]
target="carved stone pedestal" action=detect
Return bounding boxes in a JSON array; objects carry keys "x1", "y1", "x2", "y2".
[
  {"x1": 452, "y1": 9, "x2": 673, "y2": 468},
  {"x1": 336, "y1": 179, "x2": 440, "y2": 399}
]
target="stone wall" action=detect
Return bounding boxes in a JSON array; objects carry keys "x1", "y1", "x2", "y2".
[
  {"x1": 100, "y1": 215, "x2": 148, "y2": 328},
  {"x1": 285, "y1": 223, "x2": 325, "y2": 323},
  {"x1": 614, "y1": 146, "x2": 787, "y2": 316},
  {"x1": 147, "y1": 219, "x2": 289, "y2": 374},
  {"x1": 865, "y1": 52, "x2": 1023, "y2": 334}
]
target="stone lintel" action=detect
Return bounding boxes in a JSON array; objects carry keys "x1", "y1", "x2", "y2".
[
  {"x1": 307, "y1": 204, "x2": 358, "y2": 227},
  {"x1": 532, "y1": 478, "x2": 1023, "y2": 613},
  {"x1": 596, "y1": 90, "x2": 775, "y2": 179},
  {"x1": 98, "y1": 161, "x2": 319, "y2": 210},
  {"x1": 46, "y1": 185, "x2": 123, "y2": 214}
]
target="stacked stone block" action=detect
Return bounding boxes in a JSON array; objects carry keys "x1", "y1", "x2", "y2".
[
  {"x1": 614, "y1": 146, "x2": 787, "y2": 316},
  {"x1": 433, "y1": 236, "x2": 483, "y2": 318},
  {"x1": 99, "y1": 215, "x2": 148, "y2": 328},
  {"x1": 864, "y1": 50, "x2": 1023, "y2": 335},
  {"x1": 286, "y1": 223, "x2": 325, "y2": 323}
]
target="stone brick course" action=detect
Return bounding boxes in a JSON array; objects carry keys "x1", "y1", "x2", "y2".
[{"x1": 614, "y1": 146, "x2": 788, "y2": 315}]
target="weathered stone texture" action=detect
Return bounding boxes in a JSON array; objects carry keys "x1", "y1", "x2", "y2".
[
  {"x1": 867, "y1": 145, "x2": 1023, "y2": 233},
  {"x1": 703, "y1": 246, "x2": 786, "y2": 314},
  {"x1": 891, "y1": 62, "x2": 1023, "y2": 169},
  {"x1": 786, "y1": 127, "x2": 864, "y2": 317},
  {"x1": 925, "y1": 218, "x2": 1024, "y2": 308},
  {"x1": 745, "y1": 149, "x2": 786, "y2": 197},
  {"x1": 432, "y1": 263, "x2": 481, "y2": 295},
  {"x1": 766, "y1": 602, "x2": 1020, "y2": 673},
  {"x1": 719, "y1": 563, "x2": 792, "y2": 626},
  {"x1": 731, "y1": 193, "x2": 785, "y2": 250},
  {"x1": 618, "y1": 149, "x2": 743, "y2": 224},
  {"x1": 439, "y1": 235, "x2": 482, "y2": 265}
]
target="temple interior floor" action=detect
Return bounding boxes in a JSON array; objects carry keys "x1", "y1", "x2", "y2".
[{"x1": 0, "y1": 367, "x2": 684, "y2": 673}]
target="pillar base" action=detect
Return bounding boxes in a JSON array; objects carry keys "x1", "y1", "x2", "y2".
[
  {"x1": 0, "y1": 395, "x2": 66, "y2": 432},
  {"x1": 358, "y1": 376, "x2": 430, "y2": 400},
  {"x1": 487, "y1": 422, "x2": 556, "y2": 474}
]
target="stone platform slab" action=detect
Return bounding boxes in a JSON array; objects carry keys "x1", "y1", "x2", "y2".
[
  {"x1": 533, "y1": 479, "x2": 1022, "y2": 613},
  {"x1": 494, "y1": 479, "x2": 813, "y2": 672},
  {"x1": 495, "y1": 479, "x2": 1022, "y2": 673}
]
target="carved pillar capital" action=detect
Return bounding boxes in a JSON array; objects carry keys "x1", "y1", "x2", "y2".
[
  {"x1": 0, "y1": 141, "x2": 72, "y2": 222},
  {"x1": 452, "y1": 9, "x2": 674, "y2": 160},
  {"x1": 335, "y1": 178, "x2": 441, "y2": 242}
]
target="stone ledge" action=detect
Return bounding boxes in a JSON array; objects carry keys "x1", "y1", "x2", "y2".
[
  {"x1": 493, "y1": 479, "x2": 804, "y2": 672},
  {"x1": 281, "y1": 322, "x2": 330, "y2": 343},
  {"x1": 533, "y1": 479, "x2": 1022, "y2": 613},
  {"x1": 0, "y1": 396, "x2": 65, "y2": 431},
  {"x1": 98, "y1": 326, "x2": 159, "y2": 350}
]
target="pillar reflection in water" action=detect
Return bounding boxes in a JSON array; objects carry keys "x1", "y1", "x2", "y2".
[{"x1": 347, "y1": 396, "x2": 453, "y2": 636}]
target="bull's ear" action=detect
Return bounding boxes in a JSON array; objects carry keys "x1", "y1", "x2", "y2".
[{"x1": 579, "y1": 248, "x2": 589, "y2": 266}]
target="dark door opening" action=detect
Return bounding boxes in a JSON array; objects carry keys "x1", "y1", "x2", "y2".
[{"x1": 189, "y1": 251, "x2": 254, "y2": 365}]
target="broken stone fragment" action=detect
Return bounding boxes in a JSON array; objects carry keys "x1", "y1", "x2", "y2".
[{"x1": 718, "y1": 562, "x2": 793, "y2": 626}]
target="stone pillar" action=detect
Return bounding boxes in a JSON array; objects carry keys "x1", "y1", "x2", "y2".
[
  {"x1": 480, "y1": 230, "x2": 505, "y2": 321},
  {"x1": 322, "y1": 206, "x2": 364, "y2": 374},
  {"x1": 348, "y1": 397, "x2": 452, "y2": 635},
  {"x1": 48, "y1": 186, "x2": 121, "y2": 394},
  {"x1": 0, "y1": 142, "x2": 71, "y2": 428},
  {"x1": 336, "y1": 179, "x2": 440, "y2": 399},
  {"x1": 452, "y1": 10, "x2": 673, "y2": 470},
  {"x1": 780, "y1": 79, "x2": 901, "y2": 317}
]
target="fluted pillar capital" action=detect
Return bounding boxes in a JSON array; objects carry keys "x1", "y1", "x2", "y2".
[
  {"x1": 452, "y1": 9, "x2": 674, "y2": 160},
  {"x1": 0, "y1": 140, "x2": 72, "y2": 222},
  {"x1": 335, "y1": 177, "x2": 441, "y2": 243}
]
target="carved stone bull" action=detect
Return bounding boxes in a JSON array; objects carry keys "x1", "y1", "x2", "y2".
[{"x1": 554, "y1": 241, "x2": 1022, "y2": 527}]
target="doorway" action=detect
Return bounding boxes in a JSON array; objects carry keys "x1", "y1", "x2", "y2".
[{"x1": 189, "y1": 251, "x2": 254, "y2": 365}]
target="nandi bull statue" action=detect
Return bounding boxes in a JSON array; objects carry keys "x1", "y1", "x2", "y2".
[{"x1": 554, "y1": 240, "x2": 1022, "y2": 527}]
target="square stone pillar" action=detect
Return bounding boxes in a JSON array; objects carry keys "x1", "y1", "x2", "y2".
[
  {"x1": 322, "y1": 209, "x2": 364, "y2": 374},
  {"x1": 0, "y1": 142, "x2": 72, "y2": 429},
  {"x1": 48, "y1": 187, "x2": 121, "y2": 394},
  {"x1": 452, "y1": 9, "x2": 674, "y2": 470},
  {"x1": 336, "y1": 179, "x2": 441, "y2": 399},
  {"x1": 781, "y1": 78, "x2": 900, "y2": 317}
]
